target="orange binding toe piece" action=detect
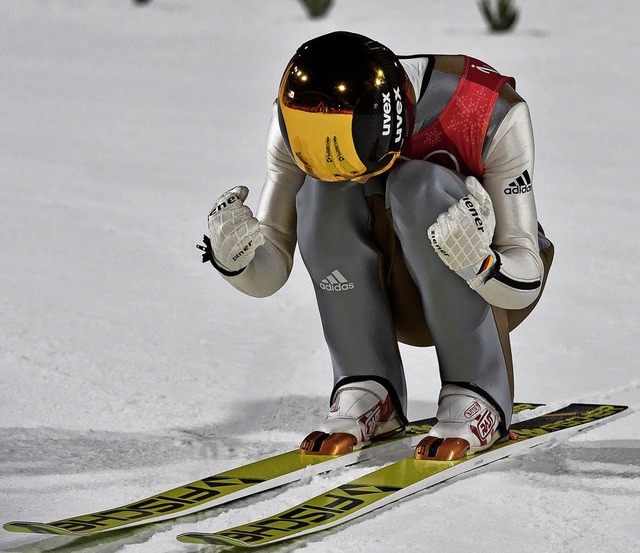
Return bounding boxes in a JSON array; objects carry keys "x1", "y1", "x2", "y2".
[
  {"x1": 414, "y1": 436, "x2": 471, "y2": 461},
  {"x1": 300, "y1": 431, "x2": 358, "y2": 455}
]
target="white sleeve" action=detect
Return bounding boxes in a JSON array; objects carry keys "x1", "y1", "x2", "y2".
[
  {"x1": 222, "y1": 104, "x2": 305, "y2": 298},
  {"x1": 476, "y1": 101, "x2": 545, "y2": 310}
]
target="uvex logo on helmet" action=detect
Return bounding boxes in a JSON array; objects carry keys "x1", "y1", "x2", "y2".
[{"x1": 381, "y1": 86, "x2": 403, "y2": 146}]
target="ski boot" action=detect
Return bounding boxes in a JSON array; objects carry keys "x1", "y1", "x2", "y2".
[
  {"x1": 300, "y1": 380, "x2": 404, "y2": 455},
  {"x1": 414, "y1": 384, "x2": 502, "y2": 461}
]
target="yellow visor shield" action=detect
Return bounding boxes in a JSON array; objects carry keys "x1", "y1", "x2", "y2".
[{"x1": 279, "y1": 103, "x2": 398, "y2": 182}]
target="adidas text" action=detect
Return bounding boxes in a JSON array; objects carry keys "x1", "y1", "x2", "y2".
[
  {"x1": 320, "y1": 270, "x2": 355, "y2": 292},
  {"x1": 504, "y1": 170, "x2": 532, "y2": 195},
  {"x1": 320, "y1": 282, "x2": 355, "y2": 292}
]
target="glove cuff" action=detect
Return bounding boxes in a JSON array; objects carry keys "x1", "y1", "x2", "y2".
[
  {"x1": 196, "y1": 236, "x2": 246, "y2": 277},
  {"x1": 464, "y1": 250, "x2": 502, "y2": 290}
]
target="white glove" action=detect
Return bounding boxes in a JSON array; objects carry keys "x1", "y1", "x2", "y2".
[
  {"x1": 207, "y1": 186, "x2": 265, "y2": 273},
  {"x1": 428, "y1": 176, "x2": 498, "y2": 290}
]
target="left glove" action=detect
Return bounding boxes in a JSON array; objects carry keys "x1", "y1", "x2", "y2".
[
  {"x1": 206, "y1": 186, "x2": 265, "y2": 274},
  {"x1": 428, "y1": 176, "x2": 498, "y2": 290}
]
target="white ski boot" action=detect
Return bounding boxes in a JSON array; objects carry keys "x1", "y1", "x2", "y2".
[
  {"x1": 414, "y1": 384, "x2": 502, "y2": 461},
  {"x1": 300, "y1": 380, "x2": 404, "y2": 455}
]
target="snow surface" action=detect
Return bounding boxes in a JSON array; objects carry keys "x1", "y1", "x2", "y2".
[{"x1": 1, "y1": 1, "x2": 639, "y2": 552}]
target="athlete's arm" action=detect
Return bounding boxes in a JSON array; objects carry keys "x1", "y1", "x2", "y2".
[
  {"x1": 220, "y1": 103, "x2": 305, "y2": 298},
  {"x1": 478, "y1": 98, "x2": 545, "y2": 310}
]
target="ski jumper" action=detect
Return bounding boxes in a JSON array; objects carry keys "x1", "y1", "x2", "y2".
[{"x1": 217, "y1": 55, "x2": 553, "y2": 432}]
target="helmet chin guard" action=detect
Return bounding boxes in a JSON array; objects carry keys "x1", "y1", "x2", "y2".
[{"x1": 277, "y1": 31, "x2": 414, "y2": 182}]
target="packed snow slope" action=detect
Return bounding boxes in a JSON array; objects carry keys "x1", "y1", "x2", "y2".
[{"x1": 1, "y1": 1, "x2": 639, "y2": 552}]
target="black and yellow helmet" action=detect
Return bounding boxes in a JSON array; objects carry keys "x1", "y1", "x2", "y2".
[{"x1": 277, "y1": 31, "x2": 414, "y2": 182}]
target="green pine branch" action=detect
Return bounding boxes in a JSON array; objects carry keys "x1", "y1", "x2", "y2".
[
  {"x1": 478, "y1": 0, "x2": 519, "y2": 32},
  {"x1": 299, "y1": 0, "x2": 333, "y2": 18}
]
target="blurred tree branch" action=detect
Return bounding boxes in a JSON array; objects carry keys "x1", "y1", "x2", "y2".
[
  {"x1": 298, "y1": 0, "x2": 333, "y2": 18},
  {"x1": 478, "y1": 0, "x2": 519, "y2": 32}
]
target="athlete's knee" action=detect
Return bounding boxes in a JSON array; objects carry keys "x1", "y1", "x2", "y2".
[
  {"x1": 387, "y1": 160, "x2": 466, "y2": 222},
  {"x1": 296, "y1": 179, "x2": 372, "y2": 261}
]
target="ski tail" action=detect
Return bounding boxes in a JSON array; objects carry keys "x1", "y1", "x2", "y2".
[
  {"x1": 1, "y1": 416, "x2": 439, "y2": 536},
  {"x1": 0, "y1": 403, "x2": 539, "y2": 537}
]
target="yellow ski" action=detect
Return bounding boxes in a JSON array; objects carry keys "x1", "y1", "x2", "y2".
[
  {"x1": 3, "y1": 416, "x2": 442, "y2": 536},
  {"x1": 177, "y1": 403, "x2": 627, "y2": 548}
]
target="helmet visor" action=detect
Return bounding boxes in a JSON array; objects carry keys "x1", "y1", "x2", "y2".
[{"x1": 279, "y1": 101, "x2": 400, "y2": 182}]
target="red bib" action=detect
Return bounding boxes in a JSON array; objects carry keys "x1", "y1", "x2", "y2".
[{"x1": 401, "y1": 57, "x2": 515, "y2": 178}]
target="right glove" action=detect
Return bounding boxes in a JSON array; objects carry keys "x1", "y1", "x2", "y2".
[
  {"x1": 206, "y1": 186, "x2": 265, "y2": 274},
  {"x1": 427, "y1": 176, "x2": 498, "y2": 290}
]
